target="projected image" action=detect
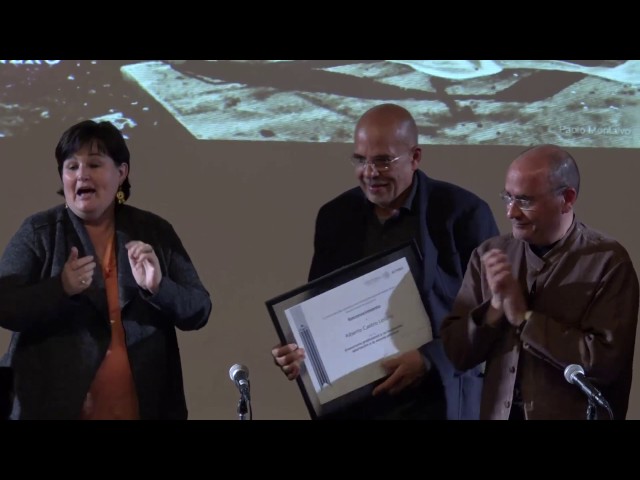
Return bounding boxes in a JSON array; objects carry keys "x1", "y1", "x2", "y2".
[
  {"x1": 2, "y1": 60, "x2": 639, "y2": 147},
  {"x1": 0, "y1": 60, "x2": 169, "y2": 140}
]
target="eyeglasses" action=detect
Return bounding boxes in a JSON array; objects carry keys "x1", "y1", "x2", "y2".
[
  {"x1": 499, "y1": 186, "x2": 566, "y2": 211},
  {"x1": 349, "y1": 151, "x2": 411, "y2": 172}
]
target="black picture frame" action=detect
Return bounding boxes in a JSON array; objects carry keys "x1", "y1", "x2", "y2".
[{"x1": 265, "y1": 240, "x2": 428, "y2": 419}]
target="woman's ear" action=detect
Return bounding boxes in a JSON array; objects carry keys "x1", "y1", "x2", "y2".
[{"x1": 118, "y1": 162, "x2": 129, "y2": 181}]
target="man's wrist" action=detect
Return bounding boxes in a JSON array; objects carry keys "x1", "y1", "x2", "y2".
[
  {"x1": 485, "y1": 302, "x2": 504, "y2": 327},
  {"x1": 517, "y1": 310, "x2": 533, "y2": 334}
]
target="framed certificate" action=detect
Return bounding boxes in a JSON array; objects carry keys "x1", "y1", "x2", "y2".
[{"x1": 266, "y1": 241, "x2": 433, "y2": 419}]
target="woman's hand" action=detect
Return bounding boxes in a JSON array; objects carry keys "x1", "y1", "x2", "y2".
[
  {"x1": 61, "y1": 246, "x2": 96, "y2": 296},
  {"x1": 125, "y1": 241, "x2": 162, "y2": 294}
]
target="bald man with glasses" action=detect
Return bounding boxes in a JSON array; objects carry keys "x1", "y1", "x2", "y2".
[
  {"x1": 441, "y1": 144, "x2": 639, "y2": 420},
  {"x1": 272, "y1": 103, "x2": 499, "y2": 420}
]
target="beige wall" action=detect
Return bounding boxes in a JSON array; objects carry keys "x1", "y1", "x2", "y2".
[{"x1": 0, "y1": 134, "x2": 638, "y2": 419}]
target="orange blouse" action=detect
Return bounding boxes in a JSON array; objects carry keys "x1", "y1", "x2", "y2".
[{"x1": 80, "y1": 232, "x2": 139, "y2": 420}]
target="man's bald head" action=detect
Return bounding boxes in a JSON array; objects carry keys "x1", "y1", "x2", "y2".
[
  {"x1": 513, "y1": 144, "x2": 580, "y2": 196},
  {"x1": 355, "y1": 103, "x2": 418, "y2": 148}
]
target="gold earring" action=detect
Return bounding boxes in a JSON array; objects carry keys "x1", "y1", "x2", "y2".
[{"x1": 116, "y1": 186, "x2": 125, "y2": 205}]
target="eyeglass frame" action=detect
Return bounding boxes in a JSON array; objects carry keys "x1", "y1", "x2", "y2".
[
  {"x1": 499, "y1": 185, "x2": 567, "y2": 211},
  {"x1": 349, "y1": 148, "x2": 415, "y2": 172}
]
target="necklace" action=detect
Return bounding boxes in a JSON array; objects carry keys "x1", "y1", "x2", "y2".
[{"x1": 101, "y1": 233, "x2": 116, "y2": 279}]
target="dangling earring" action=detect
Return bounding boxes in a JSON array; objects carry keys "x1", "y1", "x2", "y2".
[{"x1": 116, "y1": 186, "x2": 125, "y2": 205}]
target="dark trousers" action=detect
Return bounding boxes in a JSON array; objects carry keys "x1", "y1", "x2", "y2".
[
  {"x1": 322, "y1": 370, "x2": 446, "y2": 420},
  {"x1": 0, "y1": 367, "x2": 13, "y2": 420}
]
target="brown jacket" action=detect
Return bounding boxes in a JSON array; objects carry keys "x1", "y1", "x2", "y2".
[{"x1": 441, "y1": 219, "x2": 639, "y2": 419}]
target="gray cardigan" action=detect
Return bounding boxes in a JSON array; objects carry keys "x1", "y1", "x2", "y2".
[{"x1": 0, "y1": 204, "x2": 212, "y2": 419}]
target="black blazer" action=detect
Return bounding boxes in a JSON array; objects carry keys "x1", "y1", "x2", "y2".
[
  {"x1": 0, "y1": 204, "x2": 212, "y2": 419},
  {"x1": 309, "y1": 170, "x2": 499, "y2": 419}
]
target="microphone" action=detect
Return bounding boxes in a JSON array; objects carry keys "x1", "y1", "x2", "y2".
[
  {"x1": 563, "y1": 364, "x2": 610, "y2": 409},
  {"x1": 229, "y1": 363, "x2": 250, "y2": 401}
]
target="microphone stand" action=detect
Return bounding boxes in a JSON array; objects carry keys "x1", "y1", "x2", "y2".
[
  {"x1": 237, "y1": 396, "x2": 249, "y2": 420},
  {"x1": 586, "y1": 398, "x2": 598, "y2": 420},
  {"x1": 236, "y1": 388, "x2": 252, "y2": 420}
]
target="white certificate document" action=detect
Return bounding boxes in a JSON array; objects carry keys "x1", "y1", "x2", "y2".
[{"x1": 284, "y1": 256, "x2": 433, "y2": 405}]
